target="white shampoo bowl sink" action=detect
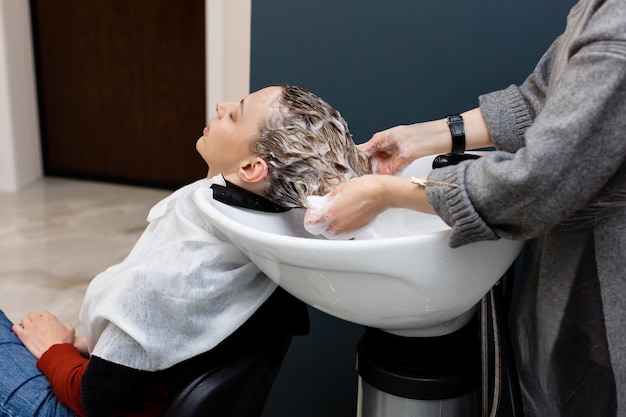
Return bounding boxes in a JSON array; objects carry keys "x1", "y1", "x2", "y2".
[{"x1": 194, "y1": 156, "x2": 523, "y2": 337}]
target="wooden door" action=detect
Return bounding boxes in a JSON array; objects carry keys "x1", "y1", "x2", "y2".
[{"x1": 31, "y1": 0, "x2": 207, "y2": 189}]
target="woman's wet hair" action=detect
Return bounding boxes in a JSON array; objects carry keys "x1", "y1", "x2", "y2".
[{"x1": 252, "y1": 85, "x2": 372, "y2": 208}]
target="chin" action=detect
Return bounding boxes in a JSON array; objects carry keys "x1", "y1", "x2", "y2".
[{"x1": 195, "y1": 137, "x2": 204, "y2": 151}]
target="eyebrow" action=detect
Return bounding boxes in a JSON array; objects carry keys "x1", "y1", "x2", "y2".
[{"x1": 239, "y1": 98, "x2": 245, "y2": 121}]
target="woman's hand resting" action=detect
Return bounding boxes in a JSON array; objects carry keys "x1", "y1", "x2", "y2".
[
  {"x1": 12, "y1": 311, "x2": 76, "y2": 359},
  {"x1": 73, "y1": 336, "x2": 90, "y2": 357}
]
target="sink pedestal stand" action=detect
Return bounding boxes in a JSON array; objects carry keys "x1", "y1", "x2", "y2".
[{"x1": 356, "y1": 320, "x2": 480, "y2": 417}]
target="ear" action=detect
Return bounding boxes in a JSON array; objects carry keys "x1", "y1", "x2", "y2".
[{"x1": 238, "y1": 156, "x2": 268, "y2": 185}]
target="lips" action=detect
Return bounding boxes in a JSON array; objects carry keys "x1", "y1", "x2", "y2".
[{"x1": 204, "y1": 117, "x2": 217, "y2": 135}]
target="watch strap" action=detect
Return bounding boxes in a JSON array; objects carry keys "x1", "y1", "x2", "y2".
[{"x1": 446, "y1": 114, "x2": 465, "y2": 154}]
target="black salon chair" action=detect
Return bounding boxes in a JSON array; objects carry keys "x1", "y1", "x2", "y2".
[
  {"x1": 163, "y1": 289, "x2": 309, "y2": 417},
  {"x1": 163, "y1": 335, "x2": 291, "y2": 417}
]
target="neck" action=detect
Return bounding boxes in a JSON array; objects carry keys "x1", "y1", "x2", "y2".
[{"x1": 207, "y1": 171, "x2": 266, "y2": 198}]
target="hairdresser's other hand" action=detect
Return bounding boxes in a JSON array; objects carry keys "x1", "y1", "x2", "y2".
[
  {"x1": 305, "y1": 174, "x2": 436, "y2": 236},
  {"x1": 360, "y1": 123, "x2": 442, "y2": 175},
  {"x1": 13, "y1": 311, "x2": 76, "y2": 359},
  {"x1": 305, "y1": 175, "x2": 387, "y2": 235},
  {"x1": 361, "y1": 110, "x2": 494, "y2": 175}
]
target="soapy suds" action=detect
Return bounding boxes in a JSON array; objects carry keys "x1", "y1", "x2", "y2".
[
  {"x1": 304, "y1": 194, "x2": 365, "y2": 240},
  {"x1": 370, "y1": 158, "x2": 383, "y2": 175},
  {"x1": 364, "y1": 136, "x2": 414, "y2": 175},
  {"x1": 252, "y1": 86, "x2": 372, "y2": 208}
]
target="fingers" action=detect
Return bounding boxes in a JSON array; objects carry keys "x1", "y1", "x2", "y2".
[
  {"x1": 360, "y1": 131, "x2": 393, "y2": 154},
  {"x1": 12, "y1": 322, "x2": 24, "y2": 334},
  {"x1": 28, "y1": 311, "x2": 40, "y2": 320},
  {"x1": 303, "y1": 195, "x2": 342, "y2": 239},
  {"x1": 303, "y1": 176, "x2": 381, "y2": 238},
  {"x1": 12, "y1": 311, "x2": 76, "y2": 359},
  {"x1": 359, "y1": 131, "x2": 408, "y2": 175},
  {"x1": 16, "y1": 313, "x2": 34, "y2": 330},
  {"x1": 22, "y1": 311, "x2": 44, "y2": 325},
  {"x1": 17, "y1": 311, "x2": 62, "y2": 330}
]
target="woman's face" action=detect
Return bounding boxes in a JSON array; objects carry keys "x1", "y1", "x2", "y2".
[{"x1": 197, "y1": 86, "x2": 282, "y2": 178}]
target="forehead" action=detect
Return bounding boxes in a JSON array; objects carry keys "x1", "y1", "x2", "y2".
[
  {"x1": 250, "y1": 86, "x2": 282, "y2": 109},
  {"x1": 244, "y1": 87, "x2": 282, "y2": 126}
]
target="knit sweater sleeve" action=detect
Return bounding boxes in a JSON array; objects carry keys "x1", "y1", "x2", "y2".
[
  {"x1": 427, "y1": 0, "x2": 626, "y2": 248},
  {"x1": 37, "y1": 343, "x2": 88, "y2": 417},
  {"x1": 478, "y1": 35, "x2": 562, "y2": 153},
  {"x1": 81, "y1": 355, "x2": 164, "y2": 417}
]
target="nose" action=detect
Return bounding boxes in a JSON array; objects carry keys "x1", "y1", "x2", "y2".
[
  {"x1": 215, "y1": 102, "x2": 226, "y2": 119},
  {"x1": 215, "y1": 101, "x2": 235, "y2": 119}
]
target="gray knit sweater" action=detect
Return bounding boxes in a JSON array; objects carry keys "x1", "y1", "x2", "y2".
[{"x1": 427, "y1": 0, "x2": 626, "y2": 415}]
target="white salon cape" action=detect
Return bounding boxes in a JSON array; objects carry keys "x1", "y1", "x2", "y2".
[{"x1": 79, "y1": 175, "x2": 277, "y2": 371}]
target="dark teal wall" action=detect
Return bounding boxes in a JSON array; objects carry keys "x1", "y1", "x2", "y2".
[
  {"x1": 251, "y1": 0, "x2": 575, "y2": 143},
  {"x1": 252, "y1": 1, "x2": 575, "y2": 416}
]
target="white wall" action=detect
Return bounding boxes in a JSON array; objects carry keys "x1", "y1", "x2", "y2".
[
  {"x1": 206, "y1": 0, "x2": 251, "y2": 120},
  {"x1": 0, "y1": 0, "x2": 251, "y2": 192},
  {"x1": 0, "y1": 1, "x2": 42, "y2": 192}
]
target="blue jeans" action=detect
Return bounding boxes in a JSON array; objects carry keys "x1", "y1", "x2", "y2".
[{"x1": 0, "y1": 310, "x2": 74, "y2": 417}]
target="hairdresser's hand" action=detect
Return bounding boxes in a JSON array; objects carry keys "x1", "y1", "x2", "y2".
[
  {"x1": 305, "y1": 175, "x2": 392, "y2": 236},
  {"x1": 13, "y1": 311, "x2": 76, "y2": 359},
  {"x1": 361, "y1": 122, "x2": 446, "y2": 175},
  {"x1": 305, "y1": 174, "x2": 436, "y2": 237},
  {"x1": 362, "y1": 110, "x2": 495, "y2": 175},
  {"x1": 360, "y1": 126, "x2": 420, "y2": 175}
]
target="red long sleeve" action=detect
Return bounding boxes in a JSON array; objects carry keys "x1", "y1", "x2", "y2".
[{"x1": 37, "y1": 343, "x2": 88, "y2": 417}]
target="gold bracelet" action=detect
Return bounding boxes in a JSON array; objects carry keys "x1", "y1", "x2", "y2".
[{"x1": 410, "y1": 177, "x2": 458, "y2": 188}]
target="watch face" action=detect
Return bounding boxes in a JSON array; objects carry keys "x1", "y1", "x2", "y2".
[{"x1": 447, "y1": 115, "x2": 463, "y2": 125}]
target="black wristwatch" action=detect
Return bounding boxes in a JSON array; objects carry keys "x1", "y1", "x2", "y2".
[{"x1": 446, "y1": 114, "x2": 465, "y2": 154}]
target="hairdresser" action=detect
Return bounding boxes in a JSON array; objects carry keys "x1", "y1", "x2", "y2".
[{"x1": 304, "y1": 0, "x2": 626, "y2": 415}]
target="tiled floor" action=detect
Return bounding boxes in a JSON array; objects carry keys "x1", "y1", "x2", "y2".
[
  {"x1": 0, "y1": 177, "x2": 170, "y2": 332},
  {"x1": 0, "y1": 176, "x2": 365, "y2": 417}
]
